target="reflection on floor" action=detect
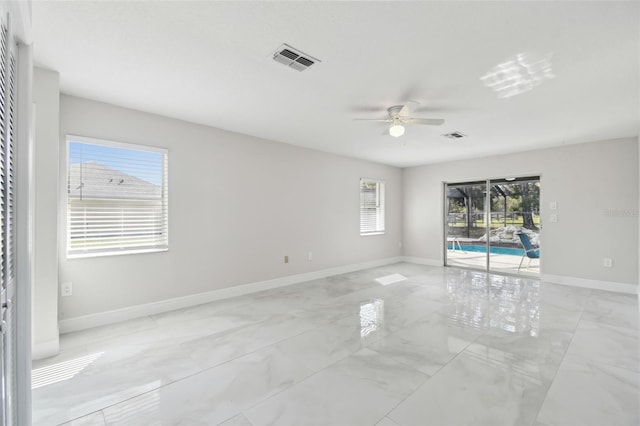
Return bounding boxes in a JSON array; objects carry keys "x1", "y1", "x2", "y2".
[
  {"x1": 447, "y1": 249, "x2": 540, "y2": 277},
  {"x1": 32, "y1": 263, "x2": 639, "y2": 426}
]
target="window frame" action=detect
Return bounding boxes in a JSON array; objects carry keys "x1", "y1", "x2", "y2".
[
  {"x1": 65, "y1": 135, "x2": 169, "y2": 259},
  {"x1": 359, "y1": 177, "x2": 385, "y2": 236}
]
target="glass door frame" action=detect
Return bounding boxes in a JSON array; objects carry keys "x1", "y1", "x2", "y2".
[{"x1": 443, "y1": 179, "x2": 490, "y2": 271}]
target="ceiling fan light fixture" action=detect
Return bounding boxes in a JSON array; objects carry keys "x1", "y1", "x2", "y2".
[{"x1": 389, "y1": 123, "x2": 405, "y2": 138}]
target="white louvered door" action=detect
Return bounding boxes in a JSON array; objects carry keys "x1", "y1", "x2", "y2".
[{"x1": 0, "y1": 10, "x2": 16, "y2": 426}]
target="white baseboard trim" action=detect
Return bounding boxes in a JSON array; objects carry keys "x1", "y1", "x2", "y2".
[
  {"x1": 58, "y1": 256, "x2": 404, "y2": 334},
  {"x1": 400, "y1": 257, "x2": 638, "y2": 295},
  {"x1": 401, "y1": 256, "x2": 442, "y2": 267},
  {"x1": 32, "y1": 337, "x2": 60, "y2": 361},
  {"x1": 541, "y1": 273, "x2": 638, "y2": 294}
]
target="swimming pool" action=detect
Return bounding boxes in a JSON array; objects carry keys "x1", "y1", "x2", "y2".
[{"x1": 447, "y1": 244, "x2": 525, "y2": 256}]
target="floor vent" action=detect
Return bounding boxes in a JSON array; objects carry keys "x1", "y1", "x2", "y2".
[
  {"x1": 442, "y1": 131, "x2": 466, "y2": 139},
  {"x1": 273, "y1": 44, "x2": 320, "y2": 72}
]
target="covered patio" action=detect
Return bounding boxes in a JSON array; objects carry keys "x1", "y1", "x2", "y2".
[{"x1": 447, "y1": 244, "x2": 540, "y2": 277}]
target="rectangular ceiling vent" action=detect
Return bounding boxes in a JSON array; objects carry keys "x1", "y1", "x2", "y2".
[
  {"x1": 442, "y1": 131, "x2": 466, "y2": 139},
  {"x1": 273, "y1": 44, "x2": 320, "y2": 72}
]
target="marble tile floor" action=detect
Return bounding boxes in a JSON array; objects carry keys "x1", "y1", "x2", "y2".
[{"x1": 32, "y1": 263, "x2": 639, "y2": 426}]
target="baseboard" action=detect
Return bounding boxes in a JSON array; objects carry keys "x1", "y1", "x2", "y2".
[
  {"x1": 400, "y1": 257, "x2": 638, "y2": 295},
  {"x1": 401, "y1": 256, "x2": 442, "y2": 267},
  {"x1": 541, "y1": 273, "x2": 638, "y2": 294},
  {"x1": 58, "y1": 256, "x2": 403, "y2": 334},
  {"x1": 32, "y1": 337, "x2": 60, "y2": 361}
]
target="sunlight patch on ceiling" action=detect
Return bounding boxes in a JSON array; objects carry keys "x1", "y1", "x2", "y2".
[{"x1": 481, "y1": 52, "x2": 554, "y2": 99}]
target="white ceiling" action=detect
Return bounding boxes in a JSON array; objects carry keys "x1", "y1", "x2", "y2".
[{"x1": 32, "y1": 1, "x2": 639, "y2": 168}]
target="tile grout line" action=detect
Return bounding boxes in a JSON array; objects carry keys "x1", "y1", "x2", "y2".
[
  {"x1": 565, "y1": 318, "x2": 640, "y2": 373},
  {"x1": 527, "y1": 290, "x2": 589, "y2": 425},
  {"x1": 372, "y1": 296, "x2": 489, "y2": 425}
]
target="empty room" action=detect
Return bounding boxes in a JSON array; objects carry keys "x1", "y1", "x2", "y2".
[{"x1": 0, "y1": 1, "x2": 638, "y2": 425}]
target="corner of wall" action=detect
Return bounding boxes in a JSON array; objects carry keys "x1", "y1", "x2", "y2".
[
  {"x1": 32, "y1": 66, "x2": 61, "y2": 359},
  {"x1": 31, "y1": 338, "x2": 60, "y2": 361}
]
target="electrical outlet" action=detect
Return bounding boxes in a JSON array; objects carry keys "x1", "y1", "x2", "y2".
[
  {"x1": 284, "y1": 255, "x2": 289, "y2": 264},
  {"x1": 549, "y1": 214, "x2": 558, "y2": 223},
  {"x1": 307, "y1": 251, "x2": 313, "y2": 261},
  {"x1": 603, "y1": 258, "x2": 613, "y2": 268},
  {"x1": 61, "y1": 282, "x2": 73, "y2": 297},
  {"x1": 549, "y1": 201, "x2": 557, "y2": 210}
]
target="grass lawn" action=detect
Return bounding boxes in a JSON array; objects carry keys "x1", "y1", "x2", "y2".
[{"x1": 449, "y1": 215, "x2": 541, "y2": 229}]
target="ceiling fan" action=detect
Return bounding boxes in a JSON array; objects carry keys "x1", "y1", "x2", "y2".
[{"x1": 354, "y1": 101, "x2": 444, "y2": 137}]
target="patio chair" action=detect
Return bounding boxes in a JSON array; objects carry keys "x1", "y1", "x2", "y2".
[{"x1": 516, "y1": 232, "x2": 540, "y2": 272}]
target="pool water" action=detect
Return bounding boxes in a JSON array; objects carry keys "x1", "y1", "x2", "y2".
[{"x1": 447, "y1": 244, "x2": 524, "y2": 256}]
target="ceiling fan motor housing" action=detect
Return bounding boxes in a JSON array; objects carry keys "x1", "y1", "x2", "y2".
[{"x1": 388, "y1": 105, "x2": 405, "y2": 119}]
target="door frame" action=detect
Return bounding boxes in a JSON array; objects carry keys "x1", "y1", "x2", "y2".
[{"x1": 1, "y1": 2, "x2": 32, "y2": 424}]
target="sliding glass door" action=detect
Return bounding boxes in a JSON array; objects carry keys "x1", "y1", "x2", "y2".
[
  {"x1": 445, "y1": 177, "x2": 540, "y2": 276},
  {"x1": 445, "y1": 181, "x2": 489, "y2": 270}
]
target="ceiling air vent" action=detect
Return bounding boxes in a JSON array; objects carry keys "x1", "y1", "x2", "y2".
[
  {"x1": 273, "y1": 44, "x2": 320, "y2": 72},
  {"x1": 442, "y1": 131, "x2": 466, "y2": 139}
]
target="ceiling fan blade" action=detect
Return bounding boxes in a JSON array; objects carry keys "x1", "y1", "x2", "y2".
[
  {"x1": 353, "y1": 118, "x2": 392, "y2": 122},
  {"x1": 399, "y1": 101, "x2": 420, "y2": 117},
  {"x1": 350, "y1": 106, "x2": 387, "y2": 113},
  {"x1": 414, "y1": 105, "x2": 461, "y2": 113},
  {"x1": 406, "y1": 118, "x2": 445, "y2": 126}
]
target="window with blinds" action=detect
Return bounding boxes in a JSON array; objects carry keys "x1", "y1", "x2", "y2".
[
  {"x1": 66, "y1": 136, "x2": 169, "y2": 257},
  {"x1": 360, "y1": 178, "x2": 385, "y2": 235}
]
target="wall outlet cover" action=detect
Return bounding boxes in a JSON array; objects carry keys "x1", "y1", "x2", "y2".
[{"x1": 61, "y1": 282, "x2": 73, "y2": 297}]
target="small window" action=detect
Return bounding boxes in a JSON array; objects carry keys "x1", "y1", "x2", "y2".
[
  {"x1": 66, "y1": 136, "x2": 169, "y2": 257},
  {"x1": 360, "y1": 178, "x2": 385, "y2": 235}
]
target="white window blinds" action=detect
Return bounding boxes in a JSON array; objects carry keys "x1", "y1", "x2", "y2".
[
  {"x1": 360, "y1": 178, "x2": 385, "y2": 235},
  {"x1": 66, "y1": 136, "x2": 169, "y2": 257}
]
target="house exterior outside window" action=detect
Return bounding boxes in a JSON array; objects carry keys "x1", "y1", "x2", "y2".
[{"x1": 66, "y1": 136, "x2": 169, "y2": 257}]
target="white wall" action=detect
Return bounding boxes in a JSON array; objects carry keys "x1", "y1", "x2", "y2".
[
  {"x1": 16, "y1": 42, "x2": 33, "y2": 426},
  {"x1": 403, "y1": 137, "x2": 639, "y2": 286},
  {"x1": 12, "y1": 1, "x2": 34, "y2": 420},
  {"x1": 58, "y1": 95, "x2": 403, "y2": 320},
  {"x1": 32, "y1": 68, "x2": 59, "y2": 358}
]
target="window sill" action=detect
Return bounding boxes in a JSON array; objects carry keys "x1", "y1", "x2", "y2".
[
  {"x1": 67, "y1": 247, "x2": 168, "y2": 260},
  {"x1": 360, "y1": 232, "x2": 385, "y2": 236}
]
